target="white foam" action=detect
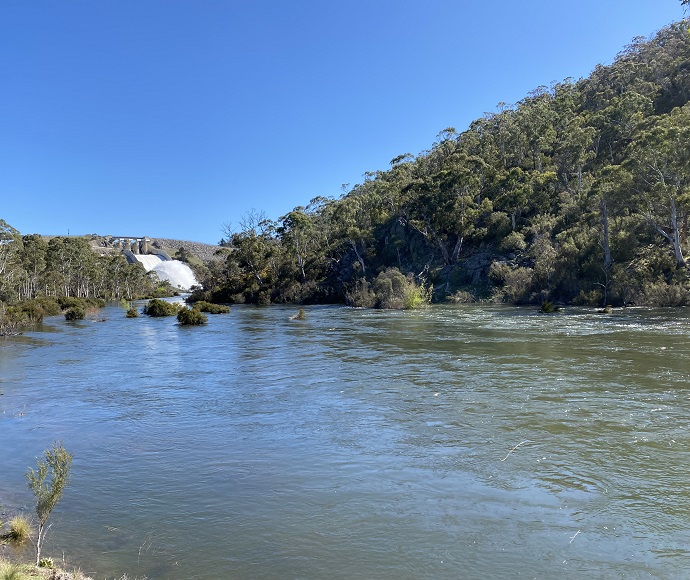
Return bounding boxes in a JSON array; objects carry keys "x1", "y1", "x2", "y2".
[{"x1": 133, "y1": 255, "x2": 199, "y2": 290}]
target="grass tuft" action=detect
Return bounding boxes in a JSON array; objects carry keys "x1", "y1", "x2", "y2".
[{"x1": 7, "y1": 515, "x2": 31, "y2": 545}]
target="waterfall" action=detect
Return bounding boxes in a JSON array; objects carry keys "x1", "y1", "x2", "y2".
[{"x1": 133, "y1": 255, "x2": 199, "y2": 291}]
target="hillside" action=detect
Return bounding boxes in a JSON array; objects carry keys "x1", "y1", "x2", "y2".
[{"x1": 195, "y1": 19, "x2": 690, "y2": 308}]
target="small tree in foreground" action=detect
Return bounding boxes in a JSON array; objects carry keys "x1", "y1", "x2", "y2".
[{"x1": 26, "y1": 442, "x2": 73, "y2": 565}]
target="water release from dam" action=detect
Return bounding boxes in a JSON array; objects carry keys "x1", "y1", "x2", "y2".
[
  {"x1": 133, "y1": 254, "x2": 198, "y2": 290},
  {"x1": 2, "y1": 304, "x2": 690, "y2": 578}
]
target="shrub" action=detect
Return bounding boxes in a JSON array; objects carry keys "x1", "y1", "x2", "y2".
[
  {"x1": 403, "y1": 282, "x2": 432, "y2": 309},
  {"x1": 448, "y1": 290, "x2": 475, "y2": 303},
  {"x1": 34, "y1": 297, "x2": 61, "y2": 316},
  {"x1": 26, "y1": 442, "x2": 73, "y2": 565},
  {"x1": 15, "y1": 300, "x2": 46, "y2": 323},
  {"x1": 194, "y1": 301, "x2": 230, "y2": 314},
  {"x1": 572, "y1": 289, "x2": 603, "y2": 306},
  {"x1": 373, "y1": 268, "x2": 407, "y2": 309},
  {"x1": 500, "y1": 231, "x2": 527, "y2": 252},
  {"x1": 0, "y1": 305, "x2": 28, "y2": 336},
  {"x1": 64, "y1": 306, "x2": 86, "y2": 321},
  {"x1": 177, "y1": 307, "x2": 208, "y2": 325},
  {"x1": 143, "y1": 299, "x2": 179, "y2": 317},
  {"x1": 0, "y1": 561, "x2": 25, "y2": 580},
  {"x1": 125, "y1": 307, "x2": 139, "y2": 318},
  {"x1": 503, "y1": 267, "x2": 534, "y2": 303},
  {"x1": 539, "y1": 300, "x2": 561, "y2": 313},
  {"x1": 58, "y1": 296, "x2": 85, "y2": 310},
  {"x1": 7, "y1": 515, "x2": 31, "y2": 544},
  {"x1": 640, "y1": 281, "x2": 690, "y2": 306},
  {"x1": 38, "y1": 558, "x2": 55, "y2": 569},
  {"x1": 345, "y1": 279, "x2": 376, "y2": 308},
  {"x1": 85, "y1": 298, "x2": 106, "y2": 308}
]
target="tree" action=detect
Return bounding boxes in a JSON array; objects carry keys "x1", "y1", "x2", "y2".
[
  {"x1": 26, "y1": 442, "x2": 73, "y2": 565},
  {"x1": 629, "y1": 104, "x2": 690, "y2": 267}
]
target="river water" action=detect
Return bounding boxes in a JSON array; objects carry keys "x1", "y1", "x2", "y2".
[{"x1": 1, "y1": 303, "x2": 690, "y2": 579}]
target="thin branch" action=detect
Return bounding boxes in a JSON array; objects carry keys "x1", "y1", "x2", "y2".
[{"x1": 500, "y1": 440, "x2": 531, "y2": 461}]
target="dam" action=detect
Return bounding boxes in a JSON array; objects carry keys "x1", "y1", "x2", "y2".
[{"x1": 109, "y1": 236, "x2": 199, "y2": 291}]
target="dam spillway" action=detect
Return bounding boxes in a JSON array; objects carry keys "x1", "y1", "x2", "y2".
[{"x1": 133, "y1": 254, "x2": 199, "y2": 291}]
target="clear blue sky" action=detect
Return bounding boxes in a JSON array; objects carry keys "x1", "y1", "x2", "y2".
[{"x1": 1, "y1": 1, "x2": 685, "y2": 244}]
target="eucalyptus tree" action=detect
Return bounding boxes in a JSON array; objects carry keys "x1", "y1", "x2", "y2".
[
  {"x1": 0, "y1": 220, "x2": 22, "y2": 301},
  {"x1": 222, "y1": 210, "x2": 281, "y2": 302},
  {"x1": 278, "y1": 206, "x2": 316, "y2": 283},
  {"x1": 19, "y1": 234, "x2": 47, "y2": 300},
  {"x1": 628, "y1": 104, "x2": 690, "y2": 267}
]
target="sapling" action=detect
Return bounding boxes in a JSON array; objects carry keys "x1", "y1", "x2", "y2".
[{"x1": 26, "y1": 442, "x2": 73, "y2": 565}]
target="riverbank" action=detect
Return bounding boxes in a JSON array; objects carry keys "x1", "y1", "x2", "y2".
[{"x1": 0, "y1": 556, "x2": 94, "y2": 580}]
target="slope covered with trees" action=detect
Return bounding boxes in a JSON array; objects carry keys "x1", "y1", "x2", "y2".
[{"x1": 196, "y1": 19, "x2": 690, "y2": 308}]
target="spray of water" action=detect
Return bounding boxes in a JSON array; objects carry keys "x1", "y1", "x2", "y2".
[{"x1": 133, "y1": 255, "x2": 199, "y2": 291}]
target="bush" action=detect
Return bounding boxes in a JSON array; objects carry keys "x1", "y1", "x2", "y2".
[
  {"x1": 0, "y1": 305, "x2": 28, "y2": 336},
  {"x1": 58, "y1": 296, "x2": 85, "y2": 310},
  {"x1": 177, "y1": 307, "x2": 208, "y2": 325},
  {"x1": 448, "y1": 290, "x2": 475, "y2": 303},
  {"x1": 64, "y1": 306, "x2": 86, "y2": 321},
  {"x1": 572, "y1": 289, "x2": 604, "y2": 306},
  {"x1": 143, "y1": 299, "x2": 180, "y2": 317},
  {"x1": 194, "y1": 301, "x2": 230, "y2": 314},
  {"x1": 500, "y1": 231, "x2": 527, "y2": 252},
  {"x1": 85, "y1": 297, "x2": 106, "y2": 308},
  {"x1": 38, "y1": 557, "x2": 55, "y2": 569},
  {"x1": 34, "y1": 296, "x2": 61, "y2": 316},
  {"x1": 0, "y1": 560, "x2": 25, "y2": 580},
  {"x1": 345, "y1": 279, "x2": 376, "y2": 308},
  {"x1": 14, "y1": 300, "x2": 45, "y2": 323},
  {"x1": 640, "y1": 281, "x2": 690, "y2": 306},
  {"x1": 7, "y1": 515, "x2": 31, "y2": 544},
  {"x1": 125, "y1": 307, "x2": 139, "y2": 318},
  {"x1": 373, "y1": 268, "x2": 408, "y2": 309},
  {"x1": 539, "y1": 300, "x2": 561, "y2": 313}
]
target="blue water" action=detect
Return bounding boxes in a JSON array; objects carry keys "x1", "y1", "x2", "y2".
[{"x1": 2, "y1": 303, "x2": 690, "y2": 578}]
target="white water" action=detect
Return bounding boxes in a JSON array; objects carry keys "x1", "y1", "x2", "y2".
[{"x1": 133, "y1": 254, "x2": 198, "y2": 290}]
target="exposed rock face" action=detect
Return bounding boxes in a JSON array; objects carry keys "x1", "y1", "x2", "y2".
[{"x1": 150, "y1": 238, "x2": 222, "y2": 262}]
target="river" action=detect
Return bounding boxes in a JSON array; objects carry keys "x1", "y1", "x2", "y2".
[{"x1": 1, "y1": 303, "x2": 690, "y2": 579}]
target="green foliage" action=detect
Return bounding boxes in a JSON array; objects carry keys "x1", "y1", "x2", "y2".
[
  {"x1": 58, "y1": 296, "x2": 84, "y2": 310},
  {"x1": 640, "y1": 280, "x2": 690, "y2": 306},
  {"x1": 573, "y1": 289, "x2": 604, "y2": 306},
  {"x1": 125, "y1": 307, "x2": 139, "y2": 318},
  {"x1": 34, "y1": 297, "x2": 61, "y2": 316},
  {"x1": 0, "y1": 561, "x2": 26, "y2": 580},
  {"x1": 345, "y1": 279, "x2": 376, "y2": 308},
  {"x1": 539, "y1": 300, "x2": 561, "y2": 313},
  {"x1": 26, "y1": 442, "x2": 73, "y2": 564},
  {"x1": 64, "y1": 306, "x2": 86, "y2": 321},
  {"x1": 177, "y1": 307, "x2": 208, "y2": 325},
  {"x1": 194, "y1": 300, "x2": 230, "y2": 314},
  {"x1": 37, "y1": 558, "x2": 54, "y2": 569},
  {"x1": 143, "y1": 298, "x2": 180, "y2": 317}
]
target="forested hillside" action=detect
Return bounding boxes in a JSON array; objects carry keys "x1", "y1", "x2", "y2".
[{"x1": 197, "y1": 20, "x2": 690, "y2": 308}]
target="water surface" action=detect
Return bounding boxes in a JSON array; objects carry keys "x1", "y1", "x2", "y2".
[{"x1": 1, "y1": 303, "x2": 690, "y2": 578}]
